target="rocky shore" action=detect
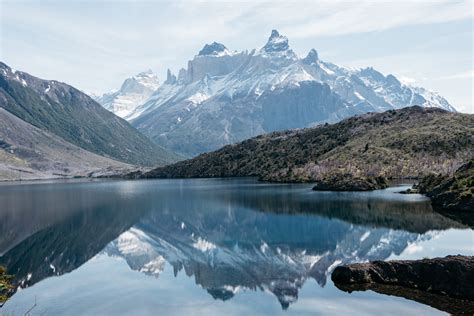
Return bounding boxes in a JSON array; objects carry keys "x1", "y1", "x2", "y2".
[
  {"x1": 415, "y1": 160, "x2": 473, "y2": 212},
  {"x1": 312, "y1": 174, "x2": 388, "y2": 191},
  {"x1": 331, "y1": 255, "x2": 474, "y2": 314}
]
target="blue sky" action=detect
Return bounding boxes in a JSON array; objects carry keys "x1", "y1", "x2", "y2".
[{"x1": 1, "y1": 0, "x2": 472, "y2": 113}]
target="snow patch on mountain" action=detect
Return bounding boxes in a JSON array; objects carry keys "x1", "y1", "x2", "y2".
[
  {"x1": 193, "y1": 237, "x2": 217, "y2": 252},
  {"x1": 94, "y1": 70, "x2": 160, "y2": 118},
  {"x1": 187, "y1": 92, "x2": 210, "y2": 105},
  {"x1": 198, "y1": 42, "x2": 236, "y2": 57}
]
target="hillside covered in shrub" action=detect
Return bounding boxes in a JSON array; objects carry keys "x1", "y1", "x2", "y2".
[
  {"x1": 415, "y1": 160, "x2": 473, "y2": 212},
  {"x1": 142, "y1": 106, "x2": 473, "y2": 182}
]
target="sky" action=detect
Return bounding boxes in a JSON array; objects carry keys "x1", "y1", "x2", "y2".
[{"x1": 0, "y1": 0, "x2": 472, "y2": 113}]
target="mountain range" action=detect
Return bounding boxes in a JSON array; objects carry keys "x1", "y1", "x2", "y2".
[
  {"x1": 0, "y1": 62, "x2": 179, "y2": 180},
  {"x1": 0, "y1": 30, "x2": 464, "y2": 180},
  {"x1": 95, "y1": 30, "x2": 457, "y2": 157}
]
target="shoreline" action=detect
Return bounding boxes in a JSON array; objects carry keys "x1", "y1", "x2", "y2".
[{"x1": 0, "y1": 174, "x2": 419, "y2": 185}]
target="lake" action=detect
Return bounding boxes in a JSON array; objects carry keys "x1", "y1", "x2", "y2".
[{"x1": 0, "y1": 178, "x2": 472, "y2": 315}]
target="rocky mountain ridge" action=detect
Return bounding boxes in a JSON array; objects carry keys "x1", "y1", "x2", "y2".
[
  {"x1": 0, "y1": 62, "x2": 179, "y2": 169},
  {"x1": 96, "y1": 30, "x2": 456, "y2": 156},
  {"x1": 95, "y1": 70, "x2": 160, "y2": 118}
]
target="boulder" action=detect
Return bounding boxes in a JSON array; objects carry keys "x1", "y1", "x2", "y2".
[
  {"x1": 331, "y1": 255, "x2": 474, "y2": 314},
  {"x1": 332, "y1": 255, "x2": 474, "y2": 300}
]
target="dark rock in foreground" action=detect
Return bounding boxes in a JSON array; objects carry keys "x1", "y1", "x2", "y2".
[
  {"x1": 331, "y1": 255, "x2": 474, "y2": 314},
  {"x1": 339, "y1": 282, "x2": 474, "y2": 315},
  {"x1": 312, "y1": 174, "x2": 388, "y2": 191},
  {"x1": 415, "y1": 160, "x2": 474, "y2": 212}
]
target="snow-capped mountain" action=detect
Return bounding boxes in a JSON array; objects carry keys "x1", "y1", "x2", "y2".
[
  {"x1": 95, "y1": 70, "x2": 160, "y2": 118},
  {"x1": 97, "y1": 30, "x2": 456, "y2": 156}
]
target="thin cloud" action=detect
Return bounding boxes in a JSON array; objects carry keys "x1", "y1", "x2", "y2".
[
  {"x1": 206, "y1": 0, "x2": 473, "y2": 39},
  {"x1": 436, "y1": 70, "x2": 474, "y2": 80},
  {"x1": 1, "y1": 0, "x2": 472, "y2": 115}
]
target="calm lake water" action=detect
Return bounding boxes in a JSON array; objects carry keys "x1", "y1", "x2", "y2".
[{"x1": 0, "y1": 178, "x2": 472, "y2": 315}]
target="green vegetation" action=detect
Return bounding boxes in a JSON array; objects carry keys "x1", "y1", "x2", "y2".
[
  {"x1": 312, "y1": 174, "x2": 388, "y2": 191},
  {"x1": 0, "y1": 265, "x2": 13, "y2": 305},
  {"x1": 0, "y1": 63, "x2": 179, "y2": 166},
  {"x1": 415, "y1": 160, "x2": 473, "y2": 212},
  {"x1": 142, "y1": 107, "x2": 473, "y2": 182}
]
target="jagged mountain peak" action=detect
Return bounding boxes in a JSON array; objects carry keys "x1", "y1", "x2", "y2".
[
  {"x1": 302, "y1": 48, "x2": 319, "y2": 64},
  {"x1": 198, "y1": 41, "x2": 231, "y2": 57},
  {"x1": 269, "y1": 29, "x2": 280, "y2": 40},
  {"x1": 95, "y1": 69, "x2": 160, "y2": 118},
  {"x1": 119, "y1": 70, "x2": 159, "y2": 93},
  {"x1": 165, "y1": 68, "x2": 177, "y2": 85},
  {"x1": 263, "y1": 29, "x2": 290, "y2": 52},
  {"x1": 94, "y1": 31, "x2": 456, "y2": 156},
  {"x1": 136, "y1": 69, "x2": 155, "y2": 77},
  {"x1": 358, "y1": 67, "x2": 385, "y2": 81}
]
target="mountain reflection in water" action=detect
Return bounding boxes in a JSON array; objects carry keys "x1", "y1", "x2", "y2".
[{"x1": 0, "y1": 178, "x2": 470, "y2": 312}]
